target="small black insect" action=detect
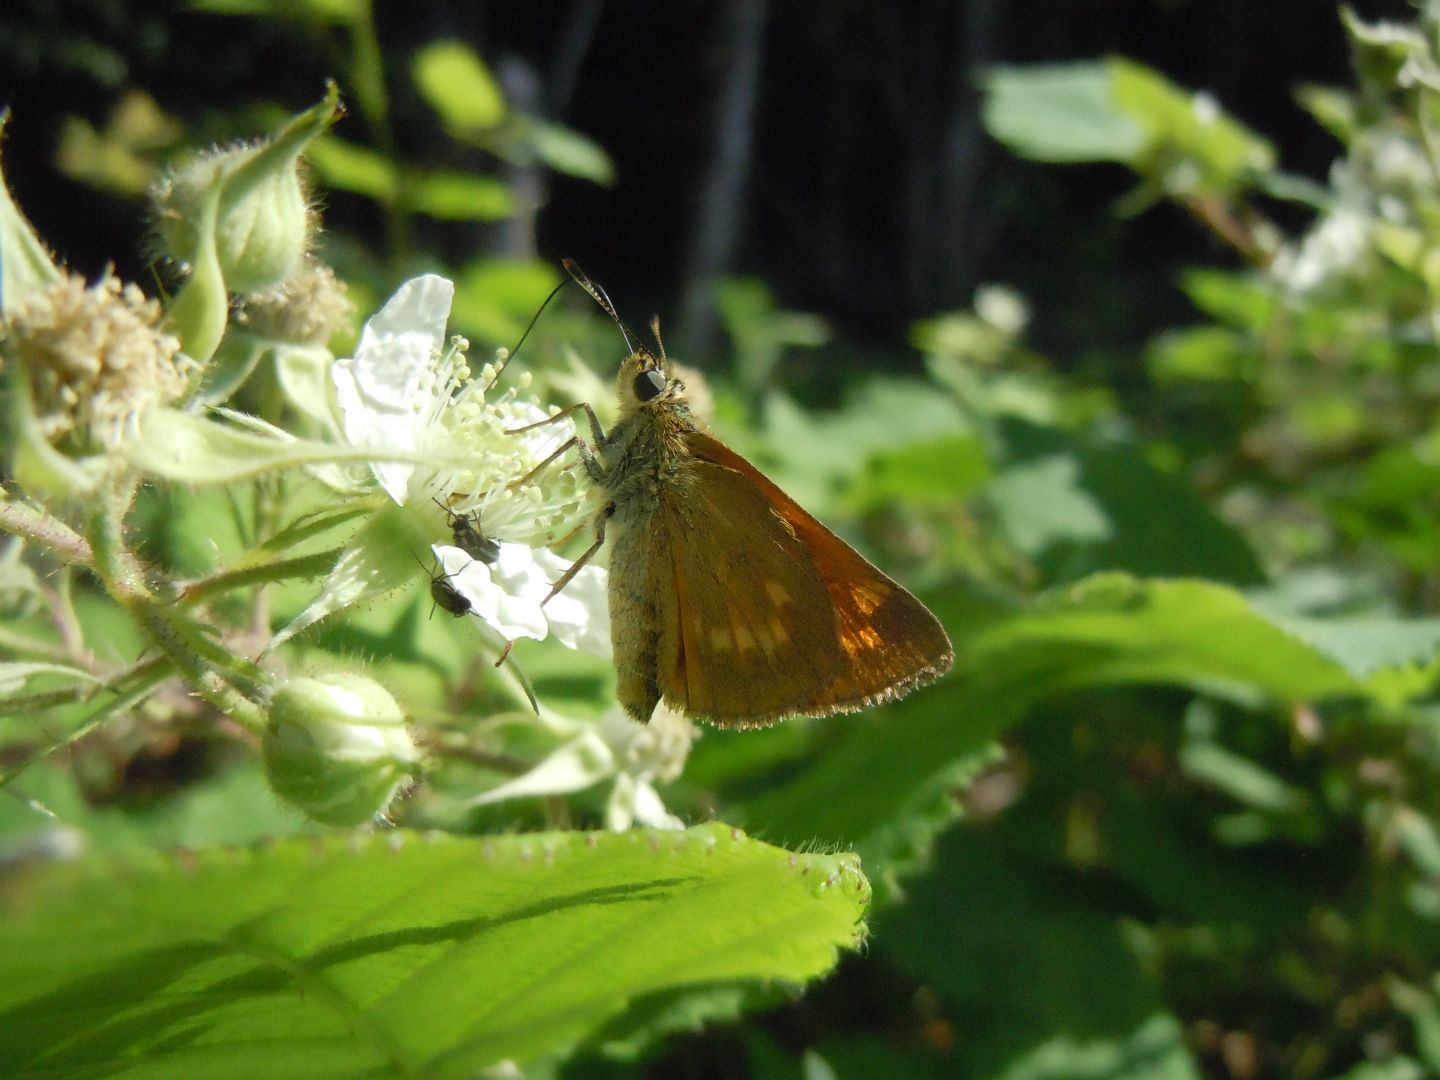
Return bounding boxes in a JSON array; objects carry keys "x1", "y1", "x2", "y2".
[
  {"x1": 435, "y1": 498, "x2": 501, "y2": 564},
  {"x1": 414, "y1": 551, "x2": 473, "y2": 618}
]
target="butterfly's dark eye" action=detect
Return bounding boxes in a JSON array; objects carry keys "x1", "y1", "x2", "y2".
[{"x1": 634, "y1": 369, "x2": 667, "y2": 402}]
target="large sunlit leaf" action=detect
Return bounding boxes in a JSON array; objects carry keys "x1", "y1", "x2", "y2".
[{"x1": 0, "y1": 823, "x2": 869, "y2": 1077}]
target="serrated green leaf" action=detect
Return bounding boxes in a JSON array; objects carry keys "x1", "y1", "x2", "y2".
[
  {"x1": 735, "y1": 575, "x2": 1369, "y2": 900},
  {"x1": 0, "y1": 823, "x2": 868, "y2": 1077},
  {"x1": 413, "y1": 41, "x2": 506, "y2": 131}
]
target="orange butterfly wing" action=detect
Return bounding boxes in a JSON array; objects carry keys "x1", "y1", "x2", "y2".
[{"x1": 652, "y1": 431, "x2": 953, "y2": 728}]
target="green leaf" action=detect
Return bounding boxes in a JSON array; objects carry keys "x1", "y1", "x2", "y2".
[
  {"x1": 1178, "y1": 268, "x2": 1276, "y2": 329},
  {"x1": 877, "y1": 830, "x2": 1202, "y2": 1080},
  {"x1": 1108, "y1": 56, "x2": 1275, "y2": 188},
  {"x1": 988, "y1": 418, "x2": 1267, "y2": 586},
  {"x1": 847, "y1": 435, "x2": 990, "y2": 509},
  {"x1": 450, "y1": 257, "x2": 564, "y2": 345},
  {"x1": 124, "y1": 408, "x2": 434, "y2": 484},
  {"x1": 0, "y1": 823, "x2": 868, "y2": 1076},
  {"x1": 983, "y1": 63, "x2": 1147, "y2": 163},
  {"x1": 525, "y1": 121, "x2": 616, "y2": 185},
  {"x1": 1246, "y1": 609, "x2": 1440, "y2": 681},
  {"x1": 406, "y1": 170, "x2": 515, "y2": 221},
  {"x1": 1147, "y1": 326, "x2": 1251, "y2": 382},
  {"x1": 305, "y1": 135, "x2": 399, "y2": 200},
  {"x1": 983, "y1": 59, "x2": 1274, "y2": 191},
  {"x1": 734, "y1": 574, "x2": 1370, "y2": 901},
  {"x1": 413, "y1": 41, "x2": 507, "y2": 131},
  {"x1": 757, "y1": 383, "x2": 969, "y2": 511}
]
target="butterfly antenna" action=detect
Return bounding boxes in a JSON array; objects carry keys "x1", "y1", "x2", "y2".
[
  {"x1": 649, "y1": 314, "x2": 668, "y2": 362},
  {"x1": 483, "y1": 276, "x2": 570, "y2": 393},
  {"x1": 563, "y1": 257, "x2": 639, "y2": 354}
]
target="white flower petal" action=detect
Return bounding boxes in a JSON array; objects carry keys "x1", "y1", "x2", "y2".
[
  {"x1": 434, "y1": 544, "x2": 548, "y2": 641},
  {"x1": 494, "y1": 544, "x2": 612, "y2": 657},
  {"x1": 332, "y1": 275, "x2": 455, "y2": 504},
  {"x1": 604, "y1": 772, "x2": 683, "y2": 831}
]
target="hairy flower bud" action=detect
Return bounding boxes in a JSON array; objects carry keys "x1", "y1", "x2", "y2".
[
  {"x1": 152, "y1": 137, "x2": 312, "y2": 296},
  {"x1": 151, "y1": 87, "x2": 340, "y2": 363},
  {"x1": 263, "y1": 673, "x2": 419, "y2": 827}
]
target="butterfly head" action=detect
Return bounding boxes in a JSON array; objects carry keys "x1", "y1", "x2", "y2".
[{"x1": 615, "y1": 345, "x2": 687, "y2": 417}]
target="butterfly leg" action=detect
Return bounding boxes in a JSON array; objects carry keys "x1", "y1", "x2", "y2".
[
  {"x1": 488, "y1": 507, "x2": 610, "y2": 674},
  {"x1": 506, "y1": 403, "x2": 608, "y2": 485},
  {"x1": 506, "y1": 401, "x2": 607, "y2": 445},
  {"x1": 540, "y1": 504, "x2": 614, "y2": 607}
]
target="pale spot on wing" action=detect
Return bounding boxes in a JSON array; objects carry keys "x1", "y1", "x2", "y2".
[
  {"x1": 709, "y1": 627, "x2": 733, "y2": 652},
  {"x1": 732, "y1": 621, "x2": 757, "y2": 653},
  {"x1": 764, "y1": 579, "x2": 793, "y2": 606},
  {"x1": 768, "y1": 615, "x2": 790, "y2": 645},
  {"x1": 839, "y1": 624, "x2": 885, "y2": 658},
  {"x1": 849, "y1": 582, "x2": 891, "y2": 616}
]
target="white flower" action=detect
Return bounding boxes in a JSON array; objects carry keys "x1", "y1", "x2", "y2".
[
  {"x1": 467, "y1": 705, "x2": 698, "y2": 831},
  {"x1": 330, "y1": 275, "x2": 590, "y2": 545},
  {"x1": 267, "y1": 274, "x2": 609, "y2": 654},
  {"x1": 974, "y1": 284, "x2": 1029, "y2": 337},
  {"x1": 433, "y1": 542, "x2": 610, "y2": 657}
]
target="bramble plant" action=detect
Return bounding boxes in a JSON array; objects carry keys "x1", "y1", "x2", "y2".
[{"x1": 4, "y1": 6, "x2": 1440, "y2": 1077}]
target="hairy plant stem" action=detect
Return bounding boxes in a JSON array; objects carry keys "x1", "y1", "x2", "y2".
[
  {"x1": 180, "y1": 547, "x2": 343, "y2": 606},
  {"x1": 85, "y1": 478, "x2": 269, "y2": 732},
  {"x1": 0, "y1": 498, "x2": 93, "y2": 566}
]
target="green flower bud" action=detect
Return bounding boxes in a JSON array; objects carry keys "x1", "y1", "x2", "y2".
[
  {"x1": 263, "y1": 672, "x2": 419, "y2": 827},
  {"x1": 152, "y1": 86, "x2": 340, "y2": 361}
]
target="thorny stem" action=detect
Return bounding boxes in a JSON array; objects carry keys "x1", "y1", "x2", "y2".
[{"x1": 128, "y1": 599, "x2": 266, "y2": 733}]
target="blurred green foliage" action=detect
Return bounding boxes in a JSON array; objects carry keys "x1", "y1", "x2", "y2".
[{"x1": 3, "y1": 4, "x2": 1440, "y2": 1079}]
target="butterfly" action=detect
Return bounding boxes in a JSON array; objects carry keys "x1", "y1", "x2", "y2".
[{"x1": 510, "y1": 260, "x2": 954, "y2": 728}]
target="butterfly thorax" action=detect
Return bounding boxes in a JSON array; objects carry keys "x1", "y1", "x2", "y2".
[{"x1": 599, "y1": 348, "x2": 700, "y2": 516}]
